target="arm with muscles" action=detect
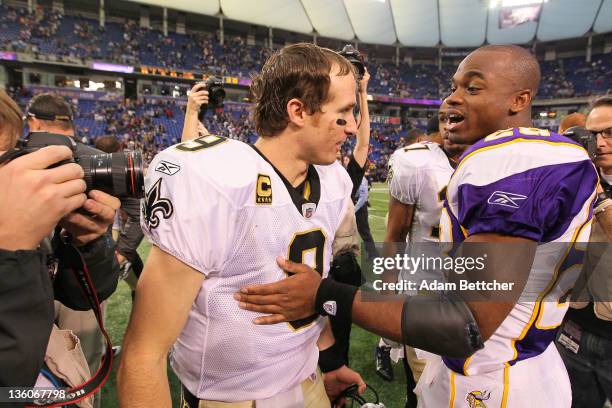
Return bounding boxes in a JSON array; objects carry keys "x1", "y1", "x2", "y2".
[
  {"x1": 236, "y1": 235, "x2": 531, "y2": 358},
  {"x1": 317, "y1": 319, "x2": 366, "y2": 404},
  {"x1": 352, "y1": 69, "x2": 370, "y2": 168},
  {"x1": 380, "y1": 197, "x2": 415, "y2": 290},
  {"x1": 117, "y1": 246, "x2": 205, "y2": 407},
  {"x1": 380, "y1": 152, "x2": 418, "y2": 289},
  {"x1": 181, "y1": 82, "x2": 210, "y2": 142}
]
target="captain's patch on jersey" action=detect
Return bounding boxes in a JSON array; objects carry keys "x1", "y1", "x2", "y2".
[
  {"x1": 143, "y1": 178, "x2": 174, "y2": 229},
  {"x1": 487, "y1": 191, "x2": 527, "y2": 209},
  {"x1": 155, "y1": 160, "x2": 181, "y2": 176},
  {"x1": 255, "y1": 174, "x2": 273, "y2": 204}
]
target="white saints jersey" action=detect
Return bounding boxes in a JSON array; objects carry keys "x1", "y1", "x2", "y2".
[
  {"x1": 388, "y1": 141, "x2": 455, "y2": 243},
  {"x1": 440, "y1": 128, "x2": 598, "y2": 376},
  {"x1": 141, "y1": 135, "x2": 352, "y2": 401}
]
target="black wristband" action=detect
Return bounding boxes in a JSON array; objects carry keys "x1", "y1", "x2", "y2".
[
  {"x1": 315, "y1": 278, "x2": 358, "y2": 319},
  {"x1": 318, "y1": 342, "x2": 346, "y2": 373}
]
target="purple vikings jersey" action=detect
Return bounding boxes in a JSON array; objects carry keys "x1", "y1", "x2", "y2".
[{"x1": 439, "y1": 127, "x2": 598, "y2": 375}]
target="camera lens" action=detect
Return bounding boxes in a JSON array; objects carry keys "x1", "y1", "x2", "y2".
[{"x1": 80, "y1": 151, "x2": 144, "y2": 198}]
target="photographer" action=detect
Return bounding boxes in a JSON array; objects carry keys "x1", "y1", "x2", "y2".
[
  {"x1": 0, "y1": 89, "x2": 119, "y2": 397},
  {"x1": 23, "y1": 93, "x2": 121, "y2": 404},
  {"x1": 557, "y1": 95, "x2": 612, "y2": 408}
]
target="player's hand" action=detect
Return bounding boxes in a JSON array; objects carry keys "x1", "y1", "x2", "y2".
[
  {"x1": 323, "y1": 365, "x2": 366, "y2": 407},
  {"x1": 116, "y1": 251, "x2": 126, "y2": 265},
  {"x1": 234, "y1": 256, "x2": 321, "y2": 324},
  {"x1": 0, "y1": 146, "x2": 87, "y2": 251},
  {"x1": 358, "y1": 68, "x2": 370, "y2": 94},
  {"x1": 186, "y1": 82, "x2": 209, "y2": 115},
  {"x1": 59, "y1": 189, "x2": 120, "y2": 246}
]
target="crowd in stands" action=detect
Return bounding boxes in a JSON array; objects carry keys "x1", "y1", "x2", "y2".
[
  {"x1": 2, "y1": 3, "x2": 610, "y2": 182},
  {"x1": 6, "y1": 80, "x2": 577, "y2": 183},
  {"x1": 1, "y1": 3, "x2": 610, "y2": 100}
]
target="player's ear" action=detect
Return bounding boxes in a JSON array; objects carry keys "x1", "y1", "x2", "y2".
[
  {"x1": 286, "y1": 98, "x2": 306, "y2": 128},
  {"x1": 509, "y1": 89, "x2": 532, "y2": 115}
]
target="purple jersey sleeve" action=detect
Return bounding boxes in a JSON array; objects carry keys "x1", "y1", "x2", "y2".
[
  {"x1": 457, "y1": 161, "x2": 596, "y2": 241},
  {"x1": 451, "y1": 129, "x2": 598, "y2": 242}
]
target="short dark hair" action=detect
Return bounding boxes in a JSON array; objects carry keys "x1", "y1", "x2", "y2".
[
  {"x1": 406, "y1": 128, "x2": 425, "y2": 145},
  {"x1": 95, "y1": 135, "x2": 120, "y2": 153},
  {"x1": 590, "y1": 95, "x2": 612, "y2": 110},
  {"x1": 427, "y1": 115, "x2": 439, "y2": 134},
  {"x1": 251, "y1": 42, "x2": 356, "y2": 137},
  {"x1": 26, "y1": 93, "x2": 74, "y2": 131}
]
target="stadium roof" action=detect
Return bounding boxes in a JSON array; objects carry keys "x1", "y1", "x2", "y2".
[{"x1": 127, "y1": 0, "x2": 612, "y2": 47}]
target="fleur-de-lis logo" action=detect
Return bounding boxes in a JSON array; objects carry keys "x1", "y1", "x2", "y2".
[{"x1": 143, "y1": 178, "x2": 174, "y2": 229}]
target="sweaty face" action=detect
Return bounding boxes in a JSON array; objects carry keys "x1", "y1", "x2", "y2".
[
  {"x1": 444, "y1": 50, "x2": 521, "y2": 145},
  {"x1": 587, "y1": 105, "x2": 612, "y2": 173},
  {"x1": 301, "y1": 66, "x2": 357, "y2": 165}
]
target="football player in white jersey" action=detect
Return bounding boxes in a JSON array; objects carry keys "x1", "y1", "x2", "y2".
[
  {"x1": 380, "y1": 103, "x2": 470, "y2": 406},
  {"x1": 235, "y1": 45, "x2": 599, "y2": 407},
  {"x1": 117, "y1": 43, "x2": 365, "y2": 407}
]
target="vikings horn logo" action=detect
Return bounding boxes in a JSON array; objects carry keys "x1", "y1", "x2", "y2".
[
  {"x1": 466, "y1": 390, "x2": 491, "y2": 408},
  {"x1": 143, "y1": 178, "x2": 174, "y2": 229}
]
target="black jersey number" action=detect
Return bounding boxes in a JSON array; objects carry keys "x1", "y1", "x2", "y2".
[{"x1": 287, "y1": 229, "x2": 326, "y2": 330}]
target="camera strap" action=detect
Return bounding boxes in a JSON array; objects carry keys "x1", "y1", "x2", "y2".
[{"x1": 29, "y1": 240, "x2": 113, "y2": 407}]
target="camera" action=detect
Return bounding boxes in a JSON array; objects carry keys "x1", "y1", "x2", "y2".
[
  {"x1": 0, "y1": 132, "x2": 144, "y2": 198},
  {"x1": 339, "y1": 44, "x2": 365, "y2": 79},
  {"x1": 563, "y1": 126, "x2": 597, "y2": 161},
  {"x1": 197, "y1": 76, "x2": 226, "y2": 121}
]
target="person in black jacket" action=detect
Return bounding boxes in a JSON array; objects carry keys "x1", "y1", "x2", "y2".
[
  {"x1": 23, "y1": 93, "x2": 120, "y2": 406},
  {"x1": 0, "y1": 89, "x2": 119, "y2": 391}
]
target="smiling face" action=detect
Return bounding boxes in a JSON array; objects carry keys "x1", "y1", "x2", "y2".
[
  {"x1": 299, "y1": 65, "x2": 358, "y2": 165},
  {"x1": 587, "y1": 105, "x2": 612, "y2": 172},
  {"x1": 440, "y1": 101, "x2": 470, "y2": 159},
  {"x1": 443, "y1": 46, "x2": 537, "y2": 146}
]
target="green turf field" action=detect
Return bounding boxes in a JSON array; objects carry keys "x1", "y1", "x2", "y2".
[{"x1": 101, "y1": 182, "x2": 408, "y2": 407}]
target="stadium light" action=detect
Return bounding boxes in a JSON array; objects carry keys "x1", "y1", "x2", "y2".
[{"x1": 490, "y1": 0, "x2": 547, "y2": 9}]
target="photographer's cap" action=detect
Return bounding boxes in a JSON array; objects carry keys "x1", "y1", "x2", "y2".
[{"x1": 24, "y1": 93, "x2": 74, "y2": 122}]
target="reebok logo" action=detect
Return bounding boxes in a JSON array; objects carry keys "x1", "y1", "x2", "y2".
[
  {"x1": 155, "y1": 160, "x2": 181, "y2": 176},
  {"x1": 487, "y1": 191, "x2": 527, "y2": 209}
]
